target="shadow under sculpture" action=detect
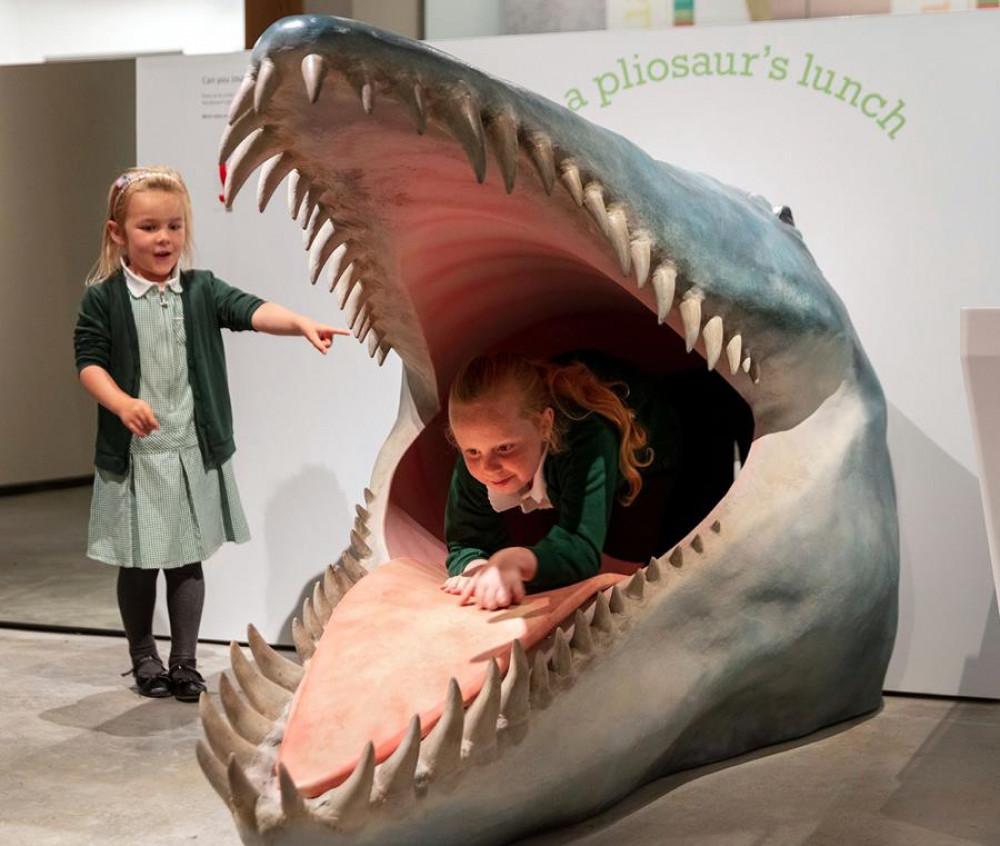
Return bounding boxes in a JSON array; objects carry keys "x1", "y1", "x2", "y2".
[{"x1": 197, "y1": 15, "x2": 900, "y2": 846}]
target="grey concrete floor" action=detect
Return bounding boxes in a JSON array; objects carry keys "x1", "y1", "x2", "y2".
[
  {"x1": 1, "y1": 628, "x2": 998, "y2": 846},
  {"x1": 0, "y1": 485, "x2": 120, "y2": 631}
]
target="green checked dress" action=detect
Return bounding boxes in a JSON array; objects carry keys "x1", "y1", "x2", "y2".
[{"x1": 87, "y1": 277, "x2": 250, "y2": 569}]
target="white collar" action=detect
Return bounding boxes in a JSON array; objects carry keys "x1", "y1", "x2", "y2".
[
  {"x1": 487, "y1": 448, "x2": 553, "y2": 514},
  {"x1": 122, "y1": 259, "x2": 182, "y2": 298}
]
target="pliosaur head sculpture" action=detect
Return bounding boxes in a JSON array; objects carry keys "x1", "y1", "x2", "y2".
[{"x1": 198, "y1": 15, "x2": 899, "y2": 846}]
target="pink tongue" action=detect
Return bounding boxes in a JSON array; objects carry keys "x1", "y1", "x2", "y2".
[{"x1": 279, "y1": 558, "x2": 625, "y2": 797}]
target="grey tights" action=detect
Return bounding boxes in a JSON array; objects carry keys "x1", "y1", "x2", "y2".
[{"x1": 117, "y1": 562, "x2": 205, "y2": 668}]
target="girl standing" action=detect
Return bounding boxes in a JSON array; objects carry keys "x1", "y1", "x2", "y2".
[{"x1": 74, "y1": 166, "x2": 347, "y2": 700}]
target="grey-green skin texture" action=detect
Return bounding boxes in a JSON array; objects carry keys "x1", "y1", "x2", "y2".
[{"x1": 201, "y1": 15, "x2": 899, "y2": 846}]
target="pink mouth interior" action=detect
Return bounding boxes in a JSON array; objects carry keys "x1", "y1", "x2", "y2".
[{"x1": 280, "y1": 557, "x2": 625, "y2": 797}]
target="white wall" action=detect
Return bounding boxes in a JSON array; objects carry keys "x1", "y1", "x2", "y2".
[
  {"x1": 138, "y1": 13, "x2": 1000, "y2": 697},
  {"x1": 0, "y1": 0, "x2": 243, "y2": 65}
]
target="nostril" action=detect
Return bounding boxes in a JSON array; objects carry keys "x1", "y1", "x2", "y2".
[{"x1": 774, "y1": 205, "x2": 795, "y2": 227}]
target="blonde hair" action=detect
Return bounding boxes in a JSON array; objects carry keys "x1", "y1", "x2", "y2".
[
  {"x1": 449, "y1": 353, "x2": 653, "y2": 506},
  {"x1": 85, "y1": 166, "x2": 194, "y2": 286}
]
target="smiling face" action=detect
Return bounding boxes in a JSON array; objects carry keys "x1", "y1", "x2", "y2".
[
  {"x1": 449, "y1": 387, "x2": 554, "y2": 494},
  {"x1": 109, "y1": 189, "x2": 187, "y2": 283}
]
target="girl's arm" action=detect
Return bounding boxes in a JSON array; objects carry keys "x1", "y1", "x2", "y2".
[
  {"x1": 251, "y1": 302, "x2": 349, "y2": 354},
  {"x1": 79, "y1": 365, "x2": 159, "y2": 437}
]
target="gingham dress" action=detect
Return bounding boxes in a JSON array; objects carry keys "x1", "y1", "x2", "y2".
[{"x1": 87, "y1": 279, "x2": 250, "y2": 569}]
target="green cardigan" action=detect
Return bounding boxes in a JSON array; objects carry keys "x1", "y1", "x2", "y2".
[
  {"x1": 74, "y1": 268, "x2": 265, "y2": 474},
  {"x1": 444, "y1": 353, "x2": 681, "y2": 592}
]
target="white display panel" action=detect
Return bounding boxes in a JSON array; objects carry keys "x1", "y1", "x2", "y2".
[{"x1": 138, "y1": 12, "x2": 1000, "y2": 696}]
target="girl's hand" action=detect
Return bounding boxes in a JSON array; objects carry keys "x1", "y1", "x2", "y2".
[
  {"x1": 118, "y1": 399, "x2": 159, "y2": 437},
  {"x1": 459, "y1": 549, "x2": 535, "y2": 611},
  {"x1": 300, "y1": 318, "x2": 350, "y2": 354},
  {"x1": 441, "y1": 560, "x2": 487, "y2": 595}
]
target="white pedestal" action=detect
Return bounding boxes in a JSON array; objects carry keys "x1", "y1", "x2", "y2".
[{"x1": 961, "y1": 308, "x2": 1000, "y2": 612}]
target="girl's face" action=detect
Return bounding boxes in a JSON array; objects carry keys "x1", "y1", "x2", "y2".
[
  {"x1": 449, "y1": 387, "x2": 554, "y2": 495},
  {"x1": 109, "y1": 189, "x2": 186, "y2": 283}
]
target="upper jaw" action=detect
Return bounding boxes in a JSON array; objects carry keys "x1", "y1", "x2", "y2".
[{"x1": 223, "y1": 15, "x2": 863, "y2": 433}]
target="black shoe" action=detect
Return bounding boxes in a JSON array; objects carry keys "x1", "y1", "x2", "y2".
[
  {"x1": 125, "y1": 655, "x2": 172, "y2": 698},
  {"x1": 169, "y1": 663, "x2": 207, "y2": 702}
]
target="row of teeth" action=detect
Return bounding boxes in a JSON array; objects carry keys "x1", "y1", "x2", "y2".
[
  {"x1": 196, "y1": 517, "x2": 722, "y2": 836},
  {"x1": 220, "y1": 53, "x2": 764, "y2": 386}
]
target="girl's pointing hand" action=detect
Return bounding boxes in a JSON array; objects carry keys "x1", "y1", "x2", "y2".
[{"x1": 302, "y1": 320, "x2": 350, "y2": 354}]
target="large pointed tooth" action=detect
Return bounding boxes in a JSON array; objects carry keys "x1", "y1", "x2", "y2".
[
  {"x1": 418, "y1": 679, "x2": 464, "y2": 781},
  {"x1": 530, "y1": 648, "x2": 552, "y2": 709},
  {"x1": 341, "y1": 551, "x2": 366, "y2": 583},
  {"x1": 583, "y1": 182, "x2": 610, "y2": 235},
  {"x1": 645, "y1": 557, "x2": 663, "y2": 583},
  {"x1": 486, "y1": 110, "x2": 518, "y2": 194},
  {"x1": 302, "y1": 596, "x2": 324, "y2": 641},
  {"x1": 527, "y1": 132, "x2": 555, "y2": 194},
  {"x1": 334, "y1": 261, "x2": 359, "y2": 302},
  {"x1": 219, "y1": 107, "x2": 265, "y2": 164},
  {"x1": 224, "y1": 128, "x2": 282, "y2": 209},
  {"x1": 463, "y1": 659, "x2": 501, "y2": 759},
  {"x1": 703, "y1": 316, "x2": 724, "y2": 371},
  {"x1": 247, "y1": 624, "x2": 303, "y2": 692},
  {"x1": 352, "y1": 504, "x2": 371, "y2": 536},
  {"x1": 300, "y1": 183, "x2": 323, "y2": 230},
  {"x1": 570, "y1": 609, "x2": 594, "y2": 654},
  {"x1": 608, "y1": 584, "x2": 626, "y2": 614},
  {"x1": 291, "y1": 619, "x2": 315, "y2": 663},
  {"x1": 230, "y1": 641, "x2": 292, "y2": 720},
  {"x1": 359, "y1": 73, "x2": 375, "y2": 114},
  {"x1": 219, "y1": 673, "x2": 274, "y2": 744},
  {"x1": 726, "y1": 334, "x2": 743, "y2": 375},
  {"x1": 309, "y1": 223, "x2": 347, "y2": 285},
  {"x1": 325, "y1": 742, "x2": 375, "y2": 830},
  {"x1": 443, "y1": 89, "x2": 487, "y2": 183},
  {"x1": 631, "y1": 234, "x2": 651, "y2": 288},
  {"x1": 651, "y1": 264, "x2": 676, "y2": 324},
  {"x1": 691, "y1": 534, "x2": 704, "y2": 554},
  {"x1": 324, "y1": 564, "x2": 346, "y2": 606},
  {"x1": 313, "y1": 580, "x2": 333, "y2": 624},
  {"x1": 301, "y1": 53, "x2": 327, "y2": 103},
  {"x1": 591, "y1": 591, "x2": 614, "y2": 633},
  {"x1": 742, "y1": 355, "x2": 752, "y2": 374},
  {"x1": 559, "y1": 161, "x2": 584, "y2": 205},
  {"x1": 228, "y1": 71, "x2": 256, "y2": 123},
  {"x1": 304, "y1": 206, "x2": 330, "y2": 250},
  {"x1": 393, "y1": 79, "x2": 427, "y2": 134},
  {"x1": 199, "y1": 691, "x2": 258, "y2": 769},
  {"x1": 668, "y1": 547, "x2": 684, "y2": 568},
  {"x1": 499, "y1": 640, "x2": 529, "y2": 728},
  {"x1": 680, "y1": 295, "x2": 702, "y2": 352},
  {"x1": 343, "y1": 281, "x2": 365, "y2": 327},
  {"x1": 356, "y1": 313, "x2": 373, "y2": 343},
  {"x1": 288, "y1": 170, "x2": 309, "y2": 219},
  {"x1": 257, "y1": 152, "x2": 296, "y2": 213},
  {"x1": 351, "y1": 303, "x2": 370, "y2": 336},
  {"x1": 363, "y1": 487, "x2": 375, "y2": 506},
  {"x1": 550, "y1": 628, "x2": 573, "y2": 678},
  {"x1": 254, "y1": 58, "x2": 279, "y2": 112},
  {"x1": 356, "y1": 503, "x2": 370, "y2": 522},
  {"x1": 377, "y1": 342, "x2": 392, "y2": 366},
  {"x1": 227, "y1": 754, "x2": 260, "y2": 835},
  {"x1": 195, "y1": 739, "x2": 228, "y2": 801},
  {"x1": 374, "y1": 714, "x2": 420, "y2": 806},
  {"x1": 607, "y1": 206, "x2": 631, "y2": 275},
  {"x1": 750, "y1": 359, "x2": 761, "y2": 384},
  {"x1": 625, "y1": 569, "x2": 646, "y2": 600},
  {"x1": 278, "y1": 763, "x2": 310, "y2": 821},
  {"x1": 351, "y1": 528, "x2": 372, "y2": 558}
]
